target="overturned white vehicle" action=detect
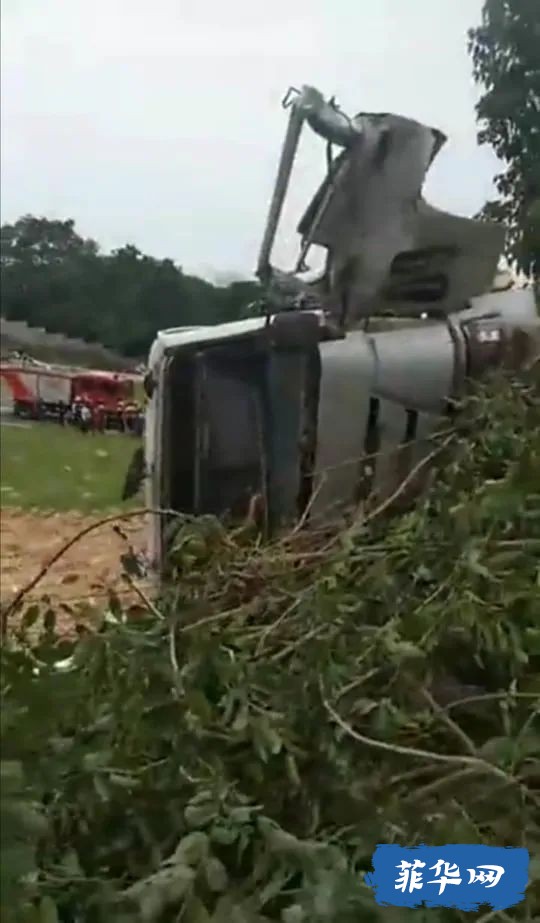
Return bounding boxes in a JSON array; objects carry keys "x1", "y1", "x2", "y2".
[{"x1": 139, "y1": 85, "x2": 539, "y2": 571}]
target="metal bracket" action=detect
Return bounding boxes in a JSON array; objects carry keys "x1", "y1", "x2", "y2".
[{"x1": 282, "y1": 86, "x2": 301, "y2": 109}]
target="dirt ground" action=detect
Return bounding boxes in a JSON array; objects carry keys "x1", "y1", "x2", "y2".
[{"x1": 1, "y1": 507, "x2": 147, "y2": 623}]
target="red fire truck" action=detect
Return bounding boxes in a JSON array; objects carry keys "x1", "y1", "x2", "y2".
[{"x1": 0, "y1": 363, "x2": 135, "y2": 427}]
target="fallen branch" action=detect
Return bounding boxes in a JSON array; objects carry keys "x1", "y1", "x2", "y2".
[{"x1": 322, "y1": 688, "x2": 521, "y2": 787}]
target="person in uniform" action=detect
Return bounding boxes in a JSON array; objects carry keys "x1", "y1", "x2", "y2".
[
  {"x1": 95, "y1": 402, "x2": 106, "y2": 433},
  {"x1": 80, "y1": 403, "x2": 92, "y2": 434},
  {"x1": 124, "y1": 400, "x2": 137, "y2": 434},
  {"x1": 134, "y1": 407, "x2": 145, "y2": 438},
  {"x1": 58, "y1": 400, "x2": 67, "y2": 426},
  {"x1": 71, "y1": 396, "x2": 82, "y2": 428},
  {"x1": 116, "y1": 400, "x2": 126, "y2": 432}
]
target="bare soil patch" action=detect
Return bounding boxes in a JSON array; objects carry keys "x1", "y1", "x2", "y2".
[{"x1": 1, "y1": 508, "x2": 146, "y2": 618}]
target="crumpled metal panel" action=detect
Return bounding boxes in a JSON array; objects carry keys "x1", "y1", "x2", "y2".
[
  {"x1": 299, "y1": 138, "x2": 504, "y2": 323},
  {"x1": 299, "y1": 115, "x2": 442, "y2": 321},
  {"x1": 298, "y1": 115, "x2": 440, "y2": 248},
  {"x1": 257, "y1": 86, "x2": 506, "y2": 325},
  {"x1": 369, "y1": 201, "x2": 505, "y2": 318}
]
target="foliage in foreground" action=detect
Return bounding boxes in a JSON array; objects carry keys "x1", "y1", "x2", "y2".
[{"x1": 1, "y1": 367, "x2": 540, "y2": 922}]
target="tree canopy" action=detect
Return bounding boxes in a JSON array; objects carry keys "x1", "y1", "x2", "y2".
[
  {"x1": 0, "y1": 216, "x2": 261, "y2": 359},
  {"x1": 468, "y1": 0, "x2": 540, "y2": 280}
]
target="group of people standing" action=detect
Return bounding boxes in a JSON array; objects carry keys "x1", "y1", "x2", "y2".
[
  {"x1": 117, "y1": 400, "x2": 145, "y2": 436},
  {"x1": 62, "y1": 398, "x2": 144, "y2": 436}
]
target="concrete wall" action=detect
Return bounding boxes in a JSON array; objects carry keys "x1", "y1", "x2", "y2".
[{"x1": 0, "y1": 317, "x2": 137, "y2": 370}]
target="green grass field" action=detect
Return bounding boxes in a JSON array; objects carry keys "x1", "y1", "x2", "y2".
[{"x1": 0, "y1": 422, "x2": 140, "y2": 513}]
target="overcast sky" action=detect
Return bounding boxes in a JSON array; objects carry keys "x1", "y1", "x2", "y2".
[{"x1": 1, "y1": 0, "x2": 498, "y2": 281}]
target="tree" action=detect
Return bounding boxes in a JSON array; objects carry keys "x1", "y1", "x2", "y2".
[
  {"x1": 0, "y1": 216, "x2": 261, "y2": 358},
  {"x1": 0, "y1": 216, "x2": 101, "y2": 336},
  {"x1": 0, "y1": 215, "x2": 98, "y2": 268},
  {"x1": 468, "y1": 0, "x2": 540, "y2": 280}
]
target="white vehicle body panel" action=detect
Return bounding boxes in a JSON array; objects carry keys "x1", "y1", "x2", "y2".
[
  {"x1": 144, "y1": 288, "x2": 539, "y2": 573},
  {"x1": 37, "y1": 373, "x2": 72, "y2": 404}
]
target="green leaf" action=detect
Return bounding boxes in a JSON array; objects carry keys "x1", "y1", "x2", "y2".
[
  {"x1": 109, "y1": 772, "x2": 140, "y2": 790},
  {"x1": 8, "y1": 801, "x2": 48, "y2": 836},
  {"x1": 186, "y1": 690, "x2": 213, "y2": 723},
  {"x1": 285, "y1": 753, "x2": 301, "y2": 788},
  {"x1": 43, "y1": 610, "x2": 56, "y2": 633},
  {"x1": 466, "y1": 547, "x2": 493, "y2": 580},
  {"x1": 529, "y1": 855, "x2": 540, "y2": 884},
  {"x1": 525, "y1": 628, "x2": 540, "y2": 655},
  {"x1": 281, "y1": 906, "x2": 306, "y2": 923},
  {"x1": 21, "y1": 605, "x2": 41, "y2": 630},
  {"x1": 211, "y1": 824, "x2": 239, "y2": 846},
  {"x1": 0, "y1": 843, "x2": 36, "y2": 889},
  {"x1": 83, "y1": 751, "x2": 111, "y2": 772},
  {"x1": 173, "y1": 832, "x2": 209, "y2": 866},
  {"x1": 479, "y1": 736, "x2": 516, "y2": 767},
  {"x1": 386, "y1": 639, "x2": 423, "y2": 661},
  {"x1": 185, "y1": 803, "x2": 217, "y2": 829},
  {"x1": 228, "y1": 807, "x2": 253, "y2": 825},
  {"x1": 251, "y1": 717, "x2": 283, "y2": 761},
  {"x1": 257, "y1": 867, "x2": 292, "y2": 908},
  {"x1": 204, "y1": 857, "x2": 228, "y2": 892},
  {"x1": 186, "y1": 896, "x2": 212, "y2": 922},
  {"x1": 352, "y1": 699, "x2": 378, "y2": 717},
  {"x1": 38, "y1": 897, "x2": 59, "y2": 923},
  {"x1": 93, "y1": 775, "x2": 110, "y2": 802},
  {"x1": 0, "y1": 761, "x2": 24, "y2": 789},
  {"x1": 232, "y1": 704, "x2": 249, "y2": 733},
  {"x1": 60, "y1": 848, "x2": 82, "y2": 876}
]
